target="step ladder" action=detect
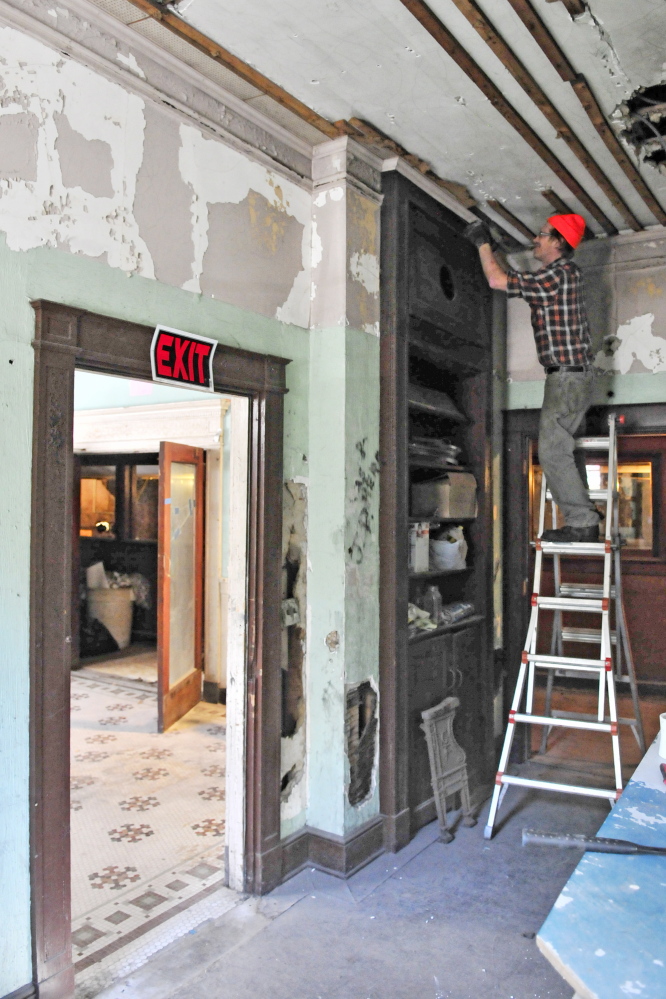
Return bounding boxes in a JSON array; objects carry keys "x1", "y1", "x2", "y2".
[{"x1": 484, "y1": 414, "x2": 644, "y2": 840}]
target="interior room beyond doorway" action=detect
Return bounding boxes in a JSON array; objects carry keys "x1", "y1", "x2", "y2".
[{"x1": 70, "y1": 370, "x2": 248, "y2": 994}]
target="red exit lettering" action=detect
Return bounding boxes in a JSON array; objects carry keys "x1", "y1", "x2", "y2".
[{"x1": 151, "y1": 327, "x2": 216, "y2": 391}]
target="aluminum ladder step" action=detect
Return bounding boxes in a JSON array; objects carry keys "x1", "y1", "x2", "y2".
[
  {"x1": 525, "y1": 653, "x2": 607, "y2": 675},
  {"x1": 549, "y1": 710, "x2": 639, "y2": 729},
  {"x1": 494, "y1": 773, "x2": 619, "y2": 802},
  {"x1": 545, "y1": 488, "x2": 608, "y2": 503},
  {"x1": 559, "y1": 583, "x2": 616, "y2": 599},
  {"x1": 574, "y1": 436, "x2": 610, "y2": 450},
  {"x1": 535, "y1": 541, "x2": 608, "y2": 556},
  {"x1": 560, "y1": 627, "x2": 617, "y2": 645},
  {"x1": 510, "y1": 712, "x2": 615, "y2": 733},
  {"x1": 534, "y1": 595, "x2": 605, "y2": 612}
]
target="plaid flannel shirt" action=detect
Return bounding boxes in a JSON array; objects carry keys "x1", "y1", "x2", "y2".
[{"x1": 507, "y1": 258, "x2": 592, "y2": 368}]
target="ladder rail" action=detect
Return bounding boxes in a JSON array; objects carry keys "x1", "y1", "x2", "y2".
[{"x1": 486, "y1": 413, "x2": 643, "y2": 839}]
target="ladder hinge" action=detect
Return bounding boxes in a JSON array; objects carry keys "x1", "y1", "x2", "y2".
[
  {"x1": 521, "y1": 651, "x2": 528, "y2": 663},
  {"x1": 615, "y1": 788, "x2": 623, "y2": 800},
  {"x1": 535, "y1": 539, "x2": 542, "y2": 551},
  {"x1": 610, "y1": 722, "x2": 618, "y2": 736},
  {"x1": 508, "y1": 710, "x2": 516, "y2": 724},
  {"x1": 495, "y1": 771, "x2": 504, "y2": 785},
  {"x1": 531, "y1": 593, "x2": 538, "y2": 606},
  {"x1": 605, "y1": 658, "x2": 612, "y2": 672},
  {"x1": 602, "y1": 598, "x2": 609, "y2": 611},
  {"x1": 605, "y1": 540, "x2": 611, "y2": 553}
]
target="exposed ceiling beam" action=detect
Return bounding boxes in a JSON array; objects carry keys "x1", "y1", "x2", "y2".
[
  {"x1": 540, "y1": 188, "x2": 594, "y2": 239},
  {"x1": 122, "y1": 0, "x2": 339, "y2": 137},
  {"x1": 486, "y1": 199, "x2": 536, "y2": 241},
  {"x1": 505, "y1": 0, "x2": 666, "y2": 226},
  {"x1": 546, "y1": 0, "x2": 585, "y2": 16},
  {"x1": 398, "y1": 0, "x2": 617, "y2": 233},
  {"x1": 446, "y1": 0, "x2": 640, "y2": 231}
]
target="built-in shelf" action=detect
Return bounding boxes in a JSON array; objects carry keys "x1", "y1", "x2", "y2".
[
  {"x1": 409, "y1": 567, "x2": 470, "y2": 579},
  {"x1": 408, "y1": 613, "x2": 484, "y2": 645},
  {"x1": 408, "y1": 460, "x2": 470, "y2": 471},
  {"x1": 407, "y1": 383, "x2": 467, "y2": 422},
  {"x1": 408, "y1": 516, "x2": 476, "y2": 525}
]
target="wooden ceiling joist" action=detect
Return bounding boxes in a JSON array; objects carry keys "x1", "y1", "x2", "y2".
[
  {"x1": 447, "y1": 0, "x2": 640, "y2": 231},
  {"x1": 122, "y1": 0, "x2": 339, "y2": 137},
  {"x1": 540, "y1": 189, "x2": 594, "y2": 239},
  {"x1": 546, "y1": 0, "x2": 585, "y2": 16},
  {"x1": 486, "y1": 200, "x2": 536, "y2": 241},
  {"x1": 398, "y1": 0, "x2": 616, "y2": 234},
  {"x1": 506, "y1": 0, "x2": 666, "y2": 226}
]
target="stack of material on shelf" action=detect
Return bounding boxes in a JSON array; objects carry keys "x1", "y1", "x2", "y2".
[
  {"x1": 407, "y1": 384, "x2": 465, "y2": 421},
  {"x1": 408, "y1": 598, "x2": 475, "y2": 638},
  {"x1": 408, "y1": 436, "x2": 461, "y2": 468}
]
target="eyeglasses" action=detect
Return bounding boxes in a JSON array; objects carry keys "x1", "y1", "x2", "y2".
[{"x1": 536, "y1": 230, "x2": 555, "y2": 239}]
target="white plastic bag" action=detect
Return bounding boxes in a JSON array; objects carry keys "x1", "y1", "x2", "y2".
[{"x1": 430, "y1": 527, "x2": 467, "y2": 571}]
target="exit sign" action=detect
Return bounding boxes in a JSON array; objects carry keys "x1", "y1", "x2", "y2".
[{"x1": 150, "y1": 325, "x2": 217, "y2": 392}]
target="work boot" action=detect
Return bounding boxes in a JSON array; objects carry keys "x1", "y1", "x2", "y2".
[{"x1": 540, "y1": 525, "x2": 599, "y2": 543}]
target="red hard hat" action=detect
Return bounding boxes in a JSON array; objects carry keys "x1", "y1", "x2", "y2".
[{"x1": 548, "y1": 213, "x2": 586, "y2": 249}]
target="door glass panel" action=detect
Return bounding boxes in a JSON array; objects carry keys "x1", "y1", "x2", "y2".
[
  {"x1": 80, "y1": 466, "x2": 116, "y2": 537},
  {"x1": 133, "y1": 465, "x2": 159, "y2": 541},
  {"x1": 169, "y1": 462, "x2": 196, "y2": 686},
  {"x1": 530, "y1": 460, "x2": 653, "y2": 551}
]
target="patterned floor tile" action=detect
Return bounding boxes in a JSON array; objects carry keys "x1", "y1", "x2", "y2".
[{"x1": 70, "y1": 672, "x2": 227, "y2": 970}]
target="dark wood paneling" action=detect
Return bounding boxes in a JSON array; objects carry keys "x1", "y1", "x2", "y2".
[
  {"x1": 379, "y1": 172, "x2": 495, "y2": 847},
  {"x1": 30, "y1": 301, "x2": 288, "y2": 997}
]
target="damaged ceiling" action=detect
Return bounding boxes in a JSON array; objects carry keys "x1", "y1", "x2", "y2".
[{"x1": 92, "y1": 0, "x2": 666, "y2": 242}]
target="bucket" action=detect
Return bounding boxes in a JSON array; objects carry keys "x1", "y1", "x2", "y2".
[{"x1": 87, "y1": 588, "x2": 134, "y2": 650}]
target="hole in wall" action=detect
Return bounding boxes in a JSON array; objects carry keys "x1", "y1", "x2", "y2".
[
  {"x1": 439, "y1": 264, "x2": 455, "y2": 301},
  {"x1": 616, "y1": 84, "x2": 666, "y2": 173},
  {"x1": 345, "y1": 680, "x2": 378, "y2": 806}
]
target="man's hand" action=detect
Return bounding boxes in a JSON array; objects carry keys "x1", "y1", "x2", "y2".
[{"x1": 463, "y1": 219, "x2": 493, "y2": 249}]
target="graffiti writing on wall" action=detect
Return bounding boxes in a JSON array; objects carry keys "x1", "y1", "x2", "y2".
[{"x1": 347, "y1": 438, "x2": 380, "y2": 565}]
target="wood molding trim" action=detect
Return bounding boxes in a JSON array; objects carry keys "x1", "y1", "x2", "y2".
[
  {"x1": 2, "y1": 985, "x2": 37, "y2": 999},
  {"x1": 29, "y1": 301, "x2": 288, "y2": 997},
  {"x1": 281, "y1": 816, "x2": 386, "y2": 882}
]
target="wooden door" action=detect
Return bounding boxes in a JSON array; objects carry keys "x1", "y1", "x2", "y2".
[{"x1": 158, "y1": 441, "x2": 205, "y2": 731}]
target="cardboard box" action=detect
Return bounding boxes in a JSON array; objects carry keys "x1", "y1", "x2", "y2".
[{"x1": 411, "y1": 472, "x2": 477, "y2": 520}]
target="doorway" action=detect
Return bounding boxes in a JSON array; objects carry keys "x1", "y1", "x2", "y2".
[{"x1": 30, "y1": 301, "x2": 288, "y2": 999}]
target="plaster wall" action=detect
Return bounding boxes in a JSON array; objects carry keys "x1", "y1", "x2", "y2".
[
  {"x1": 0, "y1": 236, "x2": 310, "y2": 996},
  {"x1": 504, "y1": 228, "x2": 666, "y2": 411},
  {"x1": 0, "y1": 15, "x2": 384, "y2": 989}
]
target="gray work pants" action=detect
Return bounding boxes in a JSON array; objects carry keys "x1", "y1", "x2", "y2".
[{"x1": 539, "y1": 368, "x2": 598, "y2": 527}]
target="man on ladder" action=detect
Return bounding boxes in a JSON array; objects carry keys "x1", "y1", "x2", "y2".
[
  {"x1": 462, "y1": 215, "x2": 645, "y2": 840},
  {"x1": 466, "y1": 212, "x2": 600, "y2": 542}
]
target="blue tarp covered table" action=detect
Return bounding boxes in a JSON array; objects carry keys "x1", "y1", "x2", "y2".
[{"x1": 538, "y1": 738, "x2": 666, "y2": 999}]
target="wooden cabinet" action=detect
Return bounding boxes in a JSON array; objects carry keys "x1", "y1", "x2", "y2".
[{"x1": 379, "y1": 172, "x2": 495, "y2": 850}]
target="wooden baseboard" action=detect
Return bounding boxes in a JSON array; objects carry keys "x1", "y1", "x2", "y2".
[
  {"x1": 281, "y1": 815, "x2": 386, "y2": 882},
  {"x1": 381, "y1": 807, "x2": 411, "y2": 853},
  {"x1": 411, "y1": 796, "x2": 437, "y2": 833},
  {"x1": 2, "y1": 986, "x2": 36, "y2": 999}
]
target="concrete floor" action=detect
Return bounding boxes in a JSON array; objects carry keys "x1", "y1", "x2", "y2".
[
  {"x1": 90, "y1": 688, "x2": 666, "y2": 999},
  {"x1": 94, "y1": 788, "x2": 614, "y2": 999}
]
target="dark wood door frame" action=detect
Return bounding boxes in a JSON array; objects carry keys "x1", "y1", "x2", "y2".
[
  {"x1": 30, "y1": 301, "x2": 288, "y2": 998},
  {"x1": 503, "y1": 402, "x2": 666, "y2": 758}
]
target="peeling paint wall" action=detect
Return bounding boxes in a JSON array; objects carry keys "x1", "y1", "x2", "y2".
[
  {"x1": 0, "y1": 24, "x2": 313, "y2": 327},
  {"x1": 280, "y1": 480, "x2": 308, "y2": 836},
  {"x1": 504, "y1": 229, "x2": 666, "y2": 409}
]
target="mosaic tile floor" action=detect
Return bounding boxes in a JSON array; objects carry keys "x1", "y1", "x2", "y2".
[{"x1": 71, "y1": 673, "x2": 228, "y2": 972}]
